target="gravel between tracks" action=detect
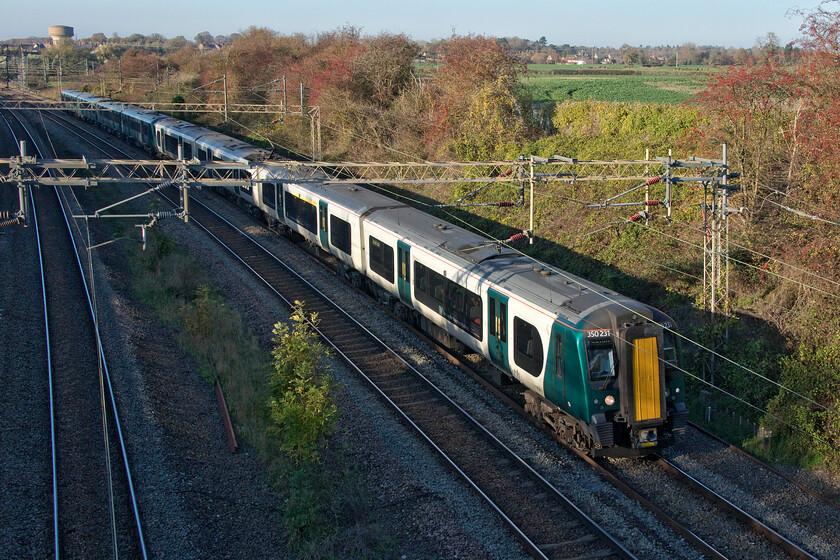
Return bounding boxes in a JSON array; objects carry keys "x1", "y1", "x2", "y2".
[
  {"x1": 7, "y1": 101, "x2": 837, "y2": 559},
  {"x1": 179, "y1": 189, "x2": 708, "y2": 560}
]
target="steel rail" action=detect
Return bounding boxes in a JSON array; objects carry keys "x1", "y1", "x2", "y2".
[
  {"x1": 168, "y1": 190, "x2": 634, "y2": 560},
  {"x1": 7, "y1": 108, "x2": 148, "y2": 559},
  {"x1": 653, "y1": 455, "x2": 820, "y2": 560},
  {"x1": 0, "y1": 111, "x2": 60, "y2": 560},
  {"x1": 688, "y1": 421, "x2": 840, "y2": 510}
]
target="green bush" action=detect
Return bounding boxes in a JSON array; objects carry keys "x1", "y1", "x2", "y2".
[
  {"x1": 267, "y1": 301, "x2": 339, "y2": 464},
  {"x1": 765, "y1": 335, "x2": 840, "y2": 470}
]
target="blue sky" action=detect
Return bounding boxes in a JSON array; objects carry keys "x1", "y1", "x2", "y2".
[{"x1": 7, "y1": 0, "x2": 811, "y2": 48}]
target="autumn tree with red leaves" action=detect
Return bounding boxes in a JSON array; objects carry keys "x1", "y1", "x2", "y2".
[
  {"x1": 794, "y1": 0, "x2": 840, "y2": 205},
  {"x1": 691, "y1": 61, "x2": 797, "y2": 210},
  {"x1": 430, "y1": 34, "x2": 530, "y2": 159}
]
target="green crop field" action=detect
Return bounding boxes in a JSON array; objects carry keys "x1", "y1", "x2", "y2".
[{"x1": 523, "y1": 65, "x2": 715, "y2": 105}]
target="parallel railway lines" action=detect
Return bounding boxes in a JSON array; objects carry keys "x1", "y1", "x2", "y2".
[
  {"x1": 16, "y1": 93, "x2": 840, "y2": 559},
  {"x1": 1, "y1": 106, "x2": 146, "y2": 558}
]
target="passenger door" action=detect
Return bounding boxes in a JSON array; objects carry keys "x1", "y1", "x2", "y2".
[
  {"x1": 318, "y1": 200, "x2": 329, "y2": 249},
  {"x1": 543, "y1": 322, "x2": 565, "y2": 407},
  {"x1": 487, "y1": 287, "x2": 509, "y2": 372},
  {"x1": 397, "y1": 240, "x2": 411, "y2": 304}
]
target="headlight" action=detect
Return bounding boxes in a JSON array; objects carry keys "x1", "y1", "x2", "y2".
[
  {"x1": 665, "y1": 388, "x2": 671, "y2": 398},
  {"x1": 675, "y1": 387, "x2": 681, "y2": 394},
  {"x1": 605, "y1": 395, "x2": 615, "y2": 406}
]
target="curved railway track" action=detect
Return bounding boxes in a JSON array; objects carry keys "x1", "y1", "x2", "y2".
[
  {"x1": 23, "y1": 93, "x2": 840, "y2": 559},
  {"x1": 1, "y1": 106, "x2": 147, "y2": 559}
]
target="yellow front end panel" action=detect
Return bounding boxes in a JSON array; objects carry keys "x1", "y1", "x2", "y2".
[{"x1": 633, "y1": 337, "x2": 661, "y2": 422}]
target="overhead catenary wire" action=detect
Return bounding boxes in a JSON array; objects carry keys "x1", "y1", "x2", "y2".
[
  {"x1": 76, "y1": 66, "x2": 840, "y2": 440},
  {"x1": 367, "y1": 181, "x2": 840, "y2": 426},
  {"x1": 677, "y1": 221, "x2": 840, "y2": 291},
  {"x1": 641, "y1": 222, "x2": 840, "y2": 303},
  {"x1": 758, "y1": 183, "x2": 840, "y2": 222}
]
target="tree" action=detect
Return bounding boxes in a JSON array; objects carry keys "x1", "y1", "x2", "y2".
[
  {"x1": 429, "y1": 34, "x2": 528, "y2": 156},
  {"x1": 267, "y1": 302, "x2": 338, "y2": 464},
  {"x1": 755, "y1": 31, "x2": 781, "y2": 61},
  {"x1": 691, "y1": 61, "x2": 797, "y2": 208},
  {"x1": 163, "y1": 35, "x2": 190, "y2": 53},
  {"x1": 530, "y1": 52, "x2": 548, "y2": 64},
  {"x1": 451, "y1": 76, "x2": 528, "y2": 160},
  {"x1": 89, "y1": 32, "x2": 107, "y2": 44},
  {"x1": 350, "y1": 33, "x2": 419, "y2": 106},
  {"x1": 195, "y1": 31, "x2": 214, "y2": 47}
]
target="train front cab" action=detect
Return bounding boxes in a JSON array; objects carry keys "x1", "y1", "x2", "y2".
[
  {"x1": 586, "y1": 318, "x2": 686, "y2": 457},
  {"x1": 538, "y1": 315, "x2": 687, "y2": 457}
]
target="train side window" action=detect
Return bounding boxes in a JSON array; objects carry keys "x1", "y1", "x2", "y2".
[
  {"x1": 413, "y1": 262, "x2": 481, "y2": 341},
  {"x1": 414, "y1": 261, "x2": 427, "y2": 295},
  {"x1": 284, "y1": 191, "x2": 317, "y2": 233},
  {"x1": 467, "y1": 293, "x2": 482, "y2": 340},
  {"x1": 164, "y1": 134, "x2": 177, "y2": 157},
  {"x1": 263, "y1": 183, "x2": 276, "y2": 210},
  {"x1": 513, "y1": 317, "x2": 543, "y2": 377},
  {"x1": 330, "y1": 215, "x2": 351, "y2": 256},
  {"x1": 197, "y1": 148, "x2": 208, "y2": 161},
  {"x1": 368, "y1": 237, "x2": 394, "y2": 283},
  {"x1": 183, "y1": 142, "x2": 192, "y2": 160}
]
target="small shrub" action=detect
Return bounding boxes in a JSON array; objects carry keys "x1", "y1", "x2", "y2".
[{"x1": 267, "y1": 301, "x2": 339, "y2": 464}]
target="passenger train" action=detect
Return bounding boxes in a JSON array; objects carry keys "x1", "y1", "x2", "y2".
[{"x1": 61, "y1": 89, "x2": 688, "y2": 456}]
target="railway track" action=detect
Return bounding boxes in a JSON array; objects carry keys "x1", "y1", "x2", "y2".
[
  {"x1": 31, "y1": 102, "x2": 634, "y2": 559},
  {"x1": 172, "y1": 191, "x2": 637, "y2": 560},
  {"x1": 428, "y1": 327, "x2": 835, "y2": 559},
  {"x1": 26, "y1": 93, "x2": 840, "y2": 559},
  {"x1": 1, "y1": 106, "x2": 147, "y2": 558}
]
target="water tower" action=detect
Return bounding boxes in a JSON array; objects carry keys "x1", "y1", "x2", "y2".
[{"x1": 48, "y1": 26, "x2": 74, "y2": 45}]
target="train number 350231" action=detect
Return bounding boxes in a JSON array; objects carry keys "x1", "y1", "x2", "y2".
[{"x1": 586, "y1": 330, "x2": 611, "y2": 338}]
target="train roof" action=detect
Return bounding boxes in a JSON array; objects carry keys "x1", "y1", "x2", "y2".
[
  {"x1": 61, "y1": 90, "x2": 104, "y2": 103},
  {"x1": 478, "y1": 256, "x2": 647, "y2": 326},
  {"x1": 121, "y1": 106, "x2": 168, "y2": 125},
  {"x1": 156, "y1": 119, "x2": 216, "y2": 141},
  {"x1": 197, "y1": 133, "x2": 270, "y2": 162},
  {"x1": 367, "y1": 202, "x2": 649, "y2": 327}
]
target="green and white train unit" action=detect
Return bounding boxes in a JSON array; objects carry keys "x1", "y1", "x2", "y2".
[{"x1": 61, "y1": 89, "x2": 689, "y2": 456}]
